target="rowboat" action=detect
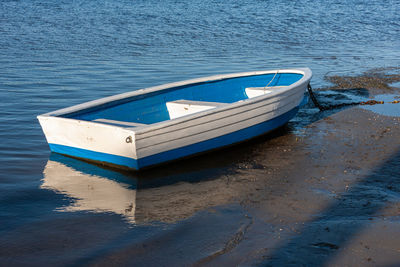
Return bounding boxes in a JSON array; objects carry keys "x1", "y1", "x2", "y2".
[{"x1": 38, "y1": 68, "x2": 312, "y2": 170}]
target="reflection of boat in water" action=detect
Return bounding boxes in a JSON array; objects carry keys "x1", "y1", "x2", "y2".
[
  {"x1": 42, "y1": 156, "x2": 137, "y2": 224},
  {"x1": 41, "y1": 154, "x2": 244, "y2": 224}
]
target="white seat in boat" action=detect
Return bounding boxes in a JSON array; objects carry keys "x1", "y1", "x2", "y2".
[
  {"x1": 166, "y1": 99, "x2": 227, "y2": 120},
  {"x1": 245, "y1": 86, "x2": 286, "y2": 98},
  {"x1": 93, "y1": 118, "x2": 146, "y2": 127}
]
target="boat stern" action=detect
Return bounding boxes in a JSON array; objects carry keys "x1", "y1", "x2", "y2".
[{"x1": 37, "y1": 115, "x2": 139, "y2": 170}]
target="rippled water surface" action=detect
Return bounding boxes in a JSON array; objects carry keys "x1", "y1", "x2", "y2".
[{"x1": 0, "y1": 0, "x2": 399, "y2": 265}]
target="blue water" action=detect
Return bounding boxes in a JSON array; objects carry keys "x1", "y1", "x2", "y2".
[{"x1": 0, "y1": 0, "x2": 399, "y2": 265}]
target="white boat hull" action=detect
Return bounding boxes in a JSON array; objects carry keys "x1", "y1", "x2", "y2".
[{"x1": 38, "y1": 68, "x2": 312, "y2": 170}]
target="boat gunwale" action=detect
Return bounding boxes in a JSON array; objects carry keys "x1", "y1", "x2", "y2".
[
  {"x1": 133, "y1": 68, "x2": 311, "y2": 135},
  {"x1": 37, "y1": 68, "x2": 311, "y2": 134},
  {"x1": 135, "y1": 90, "x2": 304, "y2": 152},
  {"x1": 134, "y1": 87, "x2": 305, "y2": 142}
]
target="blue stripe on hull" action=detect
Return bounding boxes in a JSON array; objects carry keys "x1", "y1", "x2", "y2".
[
  {"x1": 49, "y1": 106, "x2": 299, "y2": 170},
  {"x1": 49, "y1": 143, "x2": 139, "y2": 169}
]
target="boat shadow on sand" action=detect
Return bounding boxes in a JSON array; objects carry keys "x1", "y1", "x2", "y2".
[{"x1": 40, "y1": 87, "x2": 371, "y2": 226}]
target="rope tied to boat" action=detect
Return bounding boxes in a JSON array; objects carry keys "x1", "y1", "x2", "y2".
[
  {"x1": 264, "y1": 70, "x2": 279, "y2": 90},
  {"x1": 307, "y1": 83, "x2": 400, "y2": 111},
  {"x1": 307, "y1": 84, "x2": 327, "y2": 111}
]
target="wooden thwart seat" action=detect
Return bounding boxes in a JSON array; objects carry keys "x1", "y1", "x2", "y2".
[
  {"x1": 166, "y1": 99, "x2": 227, "y2": 120},
  {"x1": 93, "y1": 118, "x2": 146, "y2": 127}
]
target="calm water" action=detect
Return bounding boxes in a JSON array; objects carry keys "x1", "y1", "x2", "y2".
[{"x1": 0, "y1": 0, "x2": 399, "y2": 265}]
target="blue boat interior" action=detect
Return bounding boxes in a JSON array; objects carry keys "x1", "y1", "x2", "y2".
[{"x1": 65, "y1": 73, "x2": 303, "y2": 125}]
